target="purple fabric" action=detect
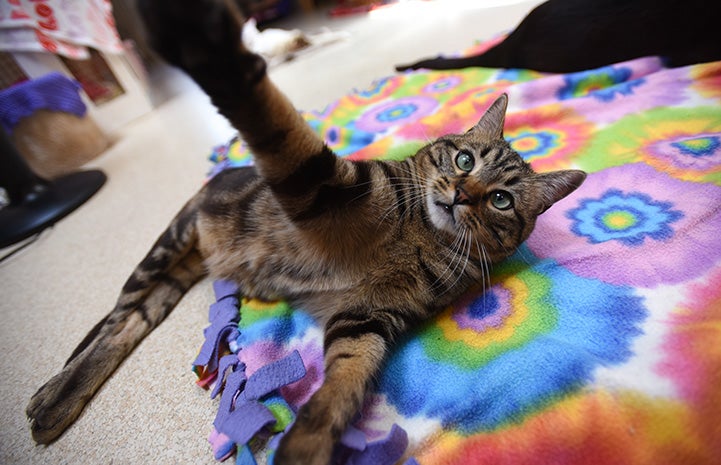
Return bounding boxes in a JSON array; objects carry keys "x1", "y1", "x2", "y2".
[
  {"x1": 209, "y1": 298, "x2": 240, "y2": 322},
  {"x1": 213, "y1": 350, "x2": 307, "y2": 453},
  {"x1": 213, "y1": 280, "x2": 239, "y2": 301},
  {"x1": 214, "y1": 363, "x2": 247, "y2": 430},
  {"x1": 211, "y1": 354, "x2": 243, "y2": 400},
  {"x1": 340, "y1": 426, "x2": 368, "y2": 452},
  {"x1": 208, "y1": 429, "x2": 236, "y2": 462},
  {"x1": 219, "y1": 402, "x2": 277, "y2": 446},
  {"x1": 194, "y1": 282, "x2": 241, "y2": 372},
  {"x1": 194, "y1": 324, "x2": 239, "y2": 373},
  {"x1": 0, "y1": 72, "x2": 86, "y2": 132},
  {"x1": 199, "y1": 278, "x2": 411, "y2": 463},
  {"x1": 238, "y1": 350, "x2": 306, "y2": 402}
]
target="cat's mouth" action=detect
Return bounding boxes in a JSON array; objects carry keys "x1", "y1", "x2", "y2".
[
  {"x1": 428, "y1": 197, "x2": 464, "y2": 234},
  {"x1": 434, "y1": 201, "x2": 456, "y2": 223}
]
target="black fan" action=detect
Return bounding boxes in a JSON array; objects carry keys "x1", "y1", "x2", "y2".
[{"x1": 0, "y1": 126, "x2": 106, "y2": 249}]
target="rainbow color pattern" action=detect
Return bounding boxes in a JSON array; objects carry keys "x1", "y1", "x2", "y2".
[{"x1": 199, "y1": 56, "x2": 721, "y2": 464}]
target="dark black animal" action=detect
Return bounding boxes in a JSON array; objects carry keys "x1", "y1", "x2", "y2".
[{"x1": 396, "y1": 0, "x2": 721, "y2": 73}]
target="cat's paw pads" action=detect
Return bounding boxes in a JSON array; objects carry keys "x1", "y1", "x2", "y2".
[
  {"x1": 138, "y1": 0, "x2": 246, "y2": 70},
  {"x1": 138, "y1": 0, "x2": 266, "y2": 92}
]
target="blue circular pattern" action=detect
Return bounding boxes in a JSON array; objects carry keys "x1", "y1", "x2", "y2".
[
  {"x1": 378, "y1": 248, "x2": 646, "y2": 433},
  {"x1": 567, "y1": 188, "x2": 684, "y2": 246},
  {"x1": 507, "y1": 130, "x2": 560, "y2": 159},
  {"x1": 355, "y1": 96, "x2": 438, "y2": 133},
  {"x1": 593, "y1": 79, "x2": 645, "y2": 102},
  {"x1": 671, "y1": 135, "x2": 720, "y2": 157},
  {"x1": 557, "y1": 65, "x2": 644, "y2": 102},
  {"x1": 467, "y1": 292, "x2": 498, "y2": 320},
  {"x1": 375, "y1": 103, "x2": 418, "y2": 123},
  {"x1": 326, "y1": 126, "x2": 339, "y2": 144},
  {"x1": 423, "y1": 76, "x2": 462, "y2": 93}
]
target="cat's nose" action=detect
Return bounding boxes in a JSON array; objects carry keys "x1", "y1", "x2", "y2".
[{"x1": 454, "y1": 186, "x2": 474, "y2": 205}]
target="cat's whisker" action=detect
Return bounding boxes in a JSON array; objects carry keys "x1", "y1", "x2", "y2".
[
  {"x1": 376, "y1": 205, "x2": 403, "y2": 228},
  {"x1": 488, "y1": 232, "x2": 512, "y2": 258},
  {"x1": 514, "y1": 244, "x2": 534, "y2": 267},
  {"x1": 448, "y1": 228, "x2": 471, "y2": 298},
  {"x1": 395, "y1": 163, "x2": 430, "y2": 185},
  {"x1": 374, "y1": 185, "x2": 426, "y2": 228},
  {"x1": 473, "y1": 237, "x2": 491, "y2": 314},
  {"x1": 439, "y1": 230, "x2": 472, "y2": 297},
  {"x1": 472, "y1": 236, "x2": 486, "y2": 304},
  {"x1": 435, "y1": 228, "x2": 470, "y2": 296},
  {"x1": 482, "y1": 245, "x2": 492, "y2": 292},
  {"x1": 448, "y1": 229, "x2": 468, "y2": 288},
  {"x1": 368, "y1": 163, "x2": 435, "y2": 230},
  {"x1": 419, "y1": 128, "x2": 434, "y2": 146},
  {"x1": 350, "y1": 176, "x2": 427, "y2": 227},
  {"x1": 429, "y1": 230, "x2": 465, "y2": 291},
  {"x1": 476, "y1": 238, "x2": 493, "y2": 312}
]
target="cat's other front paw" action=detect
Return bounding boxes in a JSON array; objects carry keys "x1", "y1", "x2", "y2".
[
  {"x1": 274, "y1": 400, "x2": 341, "y2": 465},
  {"x1": 274, "y1": 423, "x2": 335, "y2": 465}
]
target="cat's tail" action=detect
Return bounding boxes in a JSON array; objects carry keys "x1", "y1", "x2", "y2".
[{"x1": 27, "y1": 197, "x2": 207, "y2": 444}]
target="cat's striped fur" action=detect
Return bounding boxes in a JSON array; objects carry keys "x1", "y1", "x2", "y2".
[{"x1": 27, "y1": 1, "x2": 586, "y2": 463}]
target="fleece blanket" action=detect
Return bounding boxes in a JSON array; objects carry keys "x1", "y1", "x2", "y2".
[{"x1": 195, "y1": 48, "x2": 721, "y2": 464}]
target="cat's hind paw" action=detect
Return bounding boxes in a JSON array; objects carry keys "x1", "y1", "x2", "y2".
[{"x1": 26, "y1": 367, "x2": 89, "y2": 444}]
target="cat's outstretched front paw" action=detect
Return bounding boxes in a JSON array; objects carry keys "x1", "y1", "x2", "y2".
[
  {"x1": 138, "y1": 0, "x2": 241, "y2": 68},
  {"x1": 138, "y1": 0, "x2": 266, "y2": 98}
]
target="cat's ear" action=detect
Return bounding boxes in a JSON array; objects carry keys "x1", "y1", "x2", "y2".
[
  {"x1": 470, "y1": 93, "x2": 508, "y2": 139},
  {"x1": 534, "y1": 169, "x2": 587, "y2": 214}
]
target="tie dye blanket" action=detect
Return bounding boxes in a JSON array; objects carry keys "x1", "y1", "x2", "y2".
[{"x1": 194, "y1": 51, "x2": 721, "y2": 464}]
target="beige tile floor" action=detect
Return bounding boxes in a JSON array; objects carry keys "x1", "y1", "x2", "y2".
[{"x1": 0, "y1": 1, "x2": 541, "y2": 463}]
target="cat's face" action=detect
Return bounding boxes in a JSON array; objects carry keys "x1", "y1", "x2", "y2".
[
  {"x1": 415, "y1": 94, "x2": 586, "y2": 262},
  {"x1": 419, "y1": 135, "x2": 537, "y2": 262}
]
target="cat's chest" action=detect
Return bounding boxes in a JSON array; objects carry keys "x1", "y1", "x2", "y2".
[
  {"x1": 202, "y1": 207, "x2": 448, "y2": 307},
  {"x1": 206, "y1": 226, "x2": 368, "y2": 300}
]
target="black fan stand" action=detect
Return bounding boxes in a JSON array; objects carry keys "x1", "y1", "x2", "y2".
[{"x1": 0, "y1": 126, "x2": 106, "y2": 249}]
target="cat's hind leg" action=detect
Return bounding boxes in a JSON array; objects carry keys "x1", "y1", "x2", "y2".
[{"x1": 26, "y1": 201, "x2": 206, "y2": 444}]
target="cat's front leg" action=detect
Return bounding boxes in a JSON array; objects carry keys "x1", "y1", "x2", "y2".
[{"x1": 274, "y1": 330, "x2": 389, "y2": 465}]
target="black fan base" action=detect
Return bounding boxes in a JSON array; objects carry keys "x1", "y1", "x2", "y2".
[{"x1": 0, "y1": 170, "x2": 106, "y2": 249}]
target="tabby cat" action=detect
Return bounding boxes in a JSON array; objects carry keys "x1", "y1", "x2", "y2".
[{"x1": 26, "y1": 1, "x2": 586, "y2": 463}]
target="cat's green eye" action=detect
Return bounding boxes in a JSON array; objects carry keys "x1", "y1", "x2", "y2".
[
  {"x1": 455, "y1": 151, "x2": 475, "y2": 172},
  {"x1": 491, "y1": 190, "x2": 513, "y2": 210}
]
